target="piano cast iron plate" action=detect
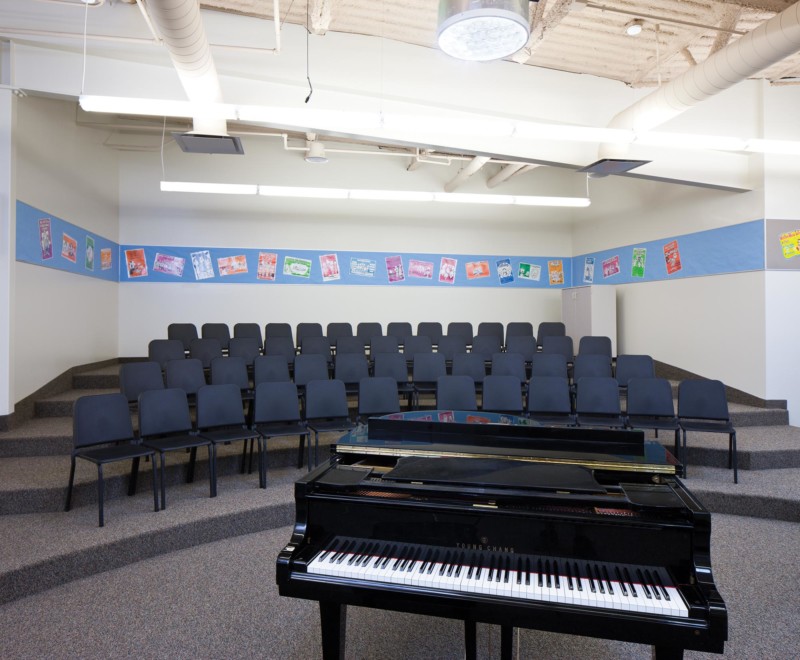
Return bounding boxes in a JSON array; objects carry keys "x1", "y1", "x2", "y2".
[{"x1": 383, "y1": 456, "x2": 605, "y2": 494}]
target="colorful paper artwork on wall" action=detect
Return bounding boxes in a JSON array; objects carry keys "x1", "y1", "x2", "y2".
[
  {"x1": 350, "y1": 258, "x2": 376, "y2": 278},
  {"x1": 386, "y1": 255, "x2": 405, "y2": 282},
  {"x1": 582, "y1": 257, "x2": 595, "y2": 284},
  {"x1": 779, "y1": 230, "x2": 800, "y2": 259},
  {"x1": 85, "y1": 236, "x2": 95, "y2": 271},
  {"x1": 631, "y1": 248, "x2": 646, "y2": 278},
  {"x1": 602, "y1": 255, "x2": 620, "y2": 278},
  {"x1": 218, "y1": 255, "x2": 248, "y2": 276},
  {"x1": 439, "y1": 257, "x2": 457, "y2": 284},
  {"x1": 496, "y1": 258, "x2": 514, "y2": 284},
  {"x1": 409, "y1": 259, "x2": 434, "y2": 280},
  {"x1": 465, "y1": 261, "x2": 490, "y2": 279},
  {"x1": 101, "y1": 248, "x2": 113, "y2": 270},
  {"x1": 125, "y1": 248, "x2": 147, "y2": 278},
  {"x1": 153, "y1": 253, "x2": 185, "y2": 277},
  {"x1": 191, "y1": 250, "x2": 214, "y2": 280},
  {"x1": 61, "y1": 233, "x2": 77, "y2": 263},
  {"x1": 39, "y1": 219, "x2": 53, "y2": 260},
  {"x1": 284, "y1": 256, "x2": 312, "y2": 278},
  {"x1": 518, "y1": 263, "x2": 541, "y2": 281},
  {"x1": 258, "y1": 252, "x2": 277, "y2": 280},
  {"x1": 663, "y1": 240, "x2": 682, "y2": 274},
  {"x1": 320, "y1": 254, "x2": 341, "y2": 281},
  {"x1": 548, "y1": 260, "x2": 564, "y2": 285}
]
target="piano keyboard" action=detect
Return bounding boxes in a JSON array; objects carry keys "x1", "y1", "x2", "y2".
[{"x1": 306, "y1": 537, "x2": 690, "y2": 618}]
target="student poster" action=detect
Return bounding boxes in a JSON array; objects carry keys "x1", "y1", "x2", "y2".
[
  {"x1": 663, "y1": 240, "x2": 682, "y2": 274},
  {"x1": 100, "y1": 248, "x2": 113, "y2": 271},
  {"x1": 409, "y1": 259, "x2": 434, "y2": 279},
  {"x1": 125, "y1": 248, "x2": 147, "y2": 278},
  {"x1": 350, "y1": 258, "x2": 376, "y2": 278},
  {"x1": 39, "y1": 219, "x2": 53, "y2": 260},
  {"x1": 284, "y1": 256, "x2": 312, "y2": 278},
  {"x1": 496, "y1": 258, "x2": 514, "y2": 284},
  {"x1": 320, "y1": 253, "x2": 341, "y2": 281},
  {"x1": 779, "y1": 230, "x2": 800, "y2": 259},
  {"x1": 191, "y1": 250, "x2": 215, "y2": 280},
  {"x1": 257, "y1": 252, "x2": 277, "y2": 280},
  {"x1": 518, "y1": 262, "x2": 541, "y2": 281},
  {"x1": 602, "y1": 255, "x2": 620, "y2": 278},
  {"x1": 439, "y1": 257, "x2": 457, "y2": 284},
  {"x1": 386, "y1": 255, "x2": 405, "y2": 283},
  {"x1": 218, "y1": 255, "x2": 248, "y2": 276},
  {"x1": 583, "y1": 257, "x2": 595, "y2": 284},
  {"x1": 153, "y1": 253, "x2": 185, "y2": 277},
  {"x1": 631, "y1": 248, "x2": 646, "y2": 277},
  {"x1": 85, "y1": 236, "x2": 95, "y2": 271},
  {"x1": 61, "y1": 233, "x2": 77, "y2": 263},
  {"x1": 548, "y1": 260, "x2": 564, "y2": 285},
  {"x1": 465, "y1": 261, "x2": 490, "y2": 280}
]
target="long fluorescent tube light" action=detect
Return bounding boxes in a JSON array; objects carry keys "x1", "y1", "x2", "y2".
[
  {"x1": 163, "y1": 182, "x2": 590, "y2": 206},
  {"x1": 81, "y1": 95, "x2": 237, "y2": 120}
]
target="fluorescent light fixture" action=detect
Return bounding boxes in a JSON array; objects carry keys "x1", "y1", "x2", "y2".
[
  {"x1": 437, "y1": 0, "x2": 530, "y2": 61},
  {"x1": 744, "y1": 139, "x2": 800, "y2": 156},
  {"x1": 384, "y1": 114, "x2": 516, "y2": 138},
  {"x1": 513, "y1": 196, "x2": 591, "y2": 207},
  {"x1": 160, "y1": 181, "x2": 257, "y2": 195},
  {"x1": 434, "y1": 192, "x2": 514, "y2": 205},
  {"x1": 349, "y1": 189, "x2": 435, "y2": 202},
  {"x1": 635, "y1": 131, "x2": 748, "y2": 151},
  {"x1": 80, "y1": 95, "x2": 236, "y2": 120},
  {"x1": 259, "y1": 185, "x2": 349, "y2": 199}
]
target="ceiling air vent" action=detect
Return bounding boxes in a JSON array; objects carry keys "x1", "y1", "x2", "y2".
[
  {"x1": 578, "y1": 158, "x2": 649, "y2": 177},
  {"x1": 173, "y1": 133, "x2": 244, "y2": 155}
]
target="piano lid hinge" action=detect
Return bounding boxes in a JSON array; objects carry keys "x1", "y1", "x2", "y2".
[{"x1": 473, "y1": 502, "x2": 498, "y2": 509}]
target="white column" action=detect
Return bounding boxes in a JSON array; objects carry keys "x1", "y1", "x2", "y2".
[{"x1": 0, "y1": 41, "x2": 16, "y2": 418}]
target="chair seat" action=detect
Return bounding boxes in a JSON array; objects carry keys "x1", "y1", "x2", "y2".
[
  {"x1": 74, "y1": 444, "x2": 155, "y2": 464},
  {"x1": 307, "y1": 418, "x2": 355, "y2": 433},
  {"x1": 255, "y1": 421, "x2": 309, "y2": 438},
  {"x1": 626, "y1": 415, "x2": 680, "y2": 430},
  {"x1": 199, "y1": 427, "x2": 261, "y2": 444},
  {"x1": 142, "y1": 434, "x2": 211, "y2": 452},
  {"x1": 576, "y1": 414, "x2": 626, "y2": 428}
]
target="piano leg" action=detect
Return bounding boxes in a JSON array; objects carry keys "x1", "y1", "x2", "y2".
[
  {"x1": 500, "y1": 625, "x2": 513, "y2": 660},
  {"x1": 464, "y1": 620, "x2": 476, "y2": 660},
  {"x1": 653, "y1": 645, "x2": 684, "y2": 660},
  {"x1": 319, "y1": 601, "x2": 347, "y2": 660}
]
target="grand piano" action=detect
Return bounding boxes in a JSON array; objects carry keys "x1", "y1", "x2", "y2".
[{"x1": 276, "y1": 411, "x2": 728, "y2": 659}]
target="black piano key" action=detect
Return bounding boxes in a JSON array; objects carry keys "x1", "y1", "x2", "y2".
[
  {"x1": 392, "y1": 545, "x2": 407, "y2": 570},
  {"x1": 602, "y1": 566, "x2": 614, "y2": 595},
  {"x1": 516, "y1": 557, "x2": 523, "y2": 585},
  {"x1": 537, "y1": 558, "x2": 543, "y2": 588},
  {"x1": 398, "y1": 545, "x2": 414, "y2": 571},
  {"x1": 419, "y1": 548, "x2": 434, "y2": 573},
  {"x1": 407, "y1": 546, "x2": 421, "y2": 572},
  {"x1": 380, "y1": 544, "x2": 396, "y2": 569},
  {"x1": 439, "y1": 550, "x2": 452, "y2": 576},
  {"x1": 637, "y1": 569, "x2": 653, "y2": 599},
  {"x1": 426, "y1": 549, "x2": 440, "y2": 574},
  {"x1": 488, "y1": 553, "x2": 496, "y2": 582},
  {"x1": 454, "y1": 552, "x2": 464, "y2": 578},
  {"x1": 360, "y1": 542, "x2": 378, "y2": 567},
  {"x1": 553, "y1": 559, "x2": 560, "y2": 589},
  {"x1": 615, "y1": 567, "x2": 628, "y2": 596},
  {"x1": 566, "y1": 561, "x2": 574, "y2": 590},
  {"x1": 333, "y1": 539, "x2": 354, "y2": 564},
  {"x1": 624, "y1": 567, "x2": 638, "y2": 597},
  {"x1": 653, "y1": 570, "x2": 671, "y2": 600},
  {"x1": 466, "y1": 554, "x2": 475, "y2": 580},
  {"x1": 645, "y1": 570, "x2": 661, "y2": 599},
  {"x1": 594, "y1": 565, "x2": 605, "y2": 594},
  {"x1": 503, "y1": 556, "x2": 510, "y2": 584},
  {"x1": 574, "y1": 562, "x2": 583, "y2": 591},
  {"x1": 347, "y1": 541, "x2": 367, "y2": 565},
  {"x1": 446, "y1": 551, "x2": 457, "y2": 577},
  {"x1": 317, "y1": 538, "x2": 341, "y2": 562},
  {"x1": 525, "y1": 558, "x2": 531, "y2": 587},
  {"x1": 586, "y1": 563, "x2": 597, "y2": 593}
]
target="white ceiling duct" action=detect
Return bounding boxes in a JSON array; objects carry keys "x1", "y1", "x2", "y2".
[{"x1": 608, "y1": 1, "x2": 800, "y2": 134}]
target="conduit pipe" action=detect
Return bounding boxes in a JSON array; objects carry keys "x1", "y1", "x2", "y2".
[
  {"x1": 487, "y1": 163, "x2": 539, "y2": 188},
  {"x1": 608, "y1": 0, "x2": 800, "y2": 134},
  {"x1": 444, "y1": 155, "x2": 490, "y2": 192}
]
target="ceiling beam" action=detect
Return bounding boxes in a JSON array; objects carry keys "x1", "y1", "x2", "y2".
[
  {"x1": 510, "y1": 0, "x2": 572, "y2": 64},
  {"x1": 717, "y1": 0, "x2": 795, "y2": 12},
  {"x1": 486, "y1": 163, "x2": 539, "y2": 189},
  {"x1": 710, "y1": 5, "x2": 743, "y2": 55},
  {"x1": 444, "y1": 156, "x2": 490, "y2": 192},
  {"x1": 309, "y1": 0, "x2": 333, "y2": 35}
]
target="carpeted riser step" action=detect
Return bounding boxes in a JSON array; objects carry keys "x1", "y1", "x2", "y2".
[
  {"x1": 72, "y1": 373, "x2": 120, "y2": 390},
  {"x1": 0, "y1": 447, "x2": 310, "y2": 515},
  {"x1": 731, "y1": 409, "x2": 789, "y2": 427},
  {"x1": 0, "y1": 435, "x2": 72, "y2": 457},
  {"x1": 33, "y1": 399, "x2": 76, "y2": 418},
  {"x1": 0, "y1": 501, "x2": 295, "y2": 606},
  {"x1": 692, "y1": 490, "x2": 800, "y2": 523}
]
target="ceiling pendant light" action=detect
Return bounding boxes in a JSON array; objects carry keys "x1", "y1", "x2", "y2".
[
  {"x1": 437, "y1": 0, "x2": 530, "y2": 62},
  {"x1": 305, "y1": 139, "x2": 329, "y2": 163}
]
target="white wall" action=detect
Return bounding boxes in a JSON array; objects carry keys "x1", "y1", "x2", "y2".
[
  {"x1": 14, "y1": 96, "x2": 119, "y2": 402},
  {"x1": 765, "y1": 271, "x2": 800, "y2": 424}
]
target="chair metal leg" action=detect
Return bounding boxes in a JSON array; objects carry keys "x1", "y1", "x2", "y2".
[
  {"x1": 247, "y1": 438, "x2": 255, "y2": 474},
  {"x1": 731, "y1": 431, "x2": 738, "y2": 484},
  {"x1": 241, "y1": 439, "x2": 249, "y2": 474},
  {"x1": 187, "y1": 446, "x2": 197, "y2": 483},
  {"x1": 159, "y1": 453, "x2": 167, "y2": 510},
  {"x1": 128, "y1": 456, "x2": 140, "y2": 496},
  {"x1": 97, "y1": 463, "x2": 105, "y2": 527},
  {"x1": 65, "y1": 455, "x2": 77, "y2": 512},
  {"x1": 151, "y1": 455, "x2": 160, "y2": 512},
  {"x1": 307, "y1": 432, "x2": 316, "y2": 472}
]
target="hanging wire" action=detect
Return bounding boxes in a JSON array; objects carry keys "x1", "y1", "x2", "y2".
[
  {"x1": 160, "y1": 115, "x2": 167, "y2": 180},
  {"x1": 80, "y1": 0, "x2": 89, "y2": 93},
  {"x1": 304, "y1": 0, "x2": 313, "y2": 103},
  {"x1": 655, "y1": 24, "x2": 662, "y2": 87}
]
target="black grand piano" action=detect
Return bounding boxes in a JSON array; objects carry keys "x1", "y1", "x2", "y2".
[{"x1": 276, "y1": 411, "x2": 727, "y2": 659}]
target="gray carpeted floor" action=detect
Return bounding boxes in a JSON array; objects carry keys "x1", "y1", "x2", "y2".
[{"x1": 1, "y1": 513, "x2": 797, "y2": 660}]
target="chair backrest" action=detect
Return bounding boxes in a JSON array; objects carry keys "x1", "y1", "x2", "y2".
[
  {"x1": 446, "y1": 322, "x2": 474, "y2": 346},
  {"x1": 436, "y1": 375, "x2": 477, "y2": 411},
  {"x1": 386, "y1": 322, "x2": 413, "y2": 343},
  {"x1": 477, "y1": 322, "x2": 504, "y2": 344},
  {"x1": 305, "y1": 379, "x2": 350, "y2": 419},
  {"x1": 451, "y1": 352, "x2": 487, "y2": 383},
  {"x1": 167, "y1": 323, "x2": 198, "y2": 351},
  {"x1": 369, "y1": 335, "x2": 400, "y2": 356},
  {"x1": 201, "y1": 323, "x2": 231, "y2": 350},
  {"x1": 626, "y1": 377, "x2": 675, "y2": 418},
  {"x1": 506, "y1": 322, "x2": 534, "y2": 338},
  {"x1": 189, "y1": 337, "x2": 223, "y2": 369},
  {"x1": 412, "y1": 352, "x2": 447, "y2": 383},
  {"x1": 578, "y1": 335, "x2": 613, "y2": 357},
  {"x1": 228, "y1": 337, "x2": 261, "y2": 367},
  {"x1": 138, "y1": 388, "x2": 193, "y2": 437},
  {"x1": 678, "y1": 379, "x2": 730, "y2": 421},
  {"x1": 335, "y1": 336, "x2": 366, "y2": 355},
  {"x1": 326, "y1": 322, "x2": 354, "y2": 340},
  {"x1": 293, "y1": 353, "x2": 330, "y2": 387},
  {"x1": 356, "y1": 322, "x2": 383, "y2": 346},
  {"x1": 527, "y1": 376, "x2": 572, "y2": 415},
  {"x1": 233, "y1": 322, "x2": 263, "y2": 349},
  {"x1": 253, "y1": 381, "x2": 302, "y2": 424},
  {"x1": 263, "y1": 336, "x2": 296, "y2": 365},
  {"x1": 490, "y1": 352, "x2": 526, "y2": 381},
  {"x1": 358, "y1": 376, "x2": 400, "y2": 418},
  {"x1": 575, "y1": 377, "x2": 621, "y2": 416},
  {"x1": 119, "y1": 361, "x2": 165, "y2": 404},
  {"x1": 402, "y1": 335, "x2": 433, "y2": 361},
  {"x1": 373, "y1": 352, "x2": 411, "y2": 384},
  {"x1": 296, "y1": 323, "x2": 324, "y2": 348},
  {"x1": 436, "y1": 335, "x2": 468, "y2": 360},
  {"x1": 164, "y1": 358, "x2": 206, "y2": 396},
  {"x1": 470, "y1": 335, "x2": 503, "y2": 361},
  {"x1": 334, "y1": 353, "x2": 370, "y2": 385},
  {"x1": 148, "y1": 339, "x2": 185, "y2": 369},
  {"x1": 482, "y1": 375, "x2": 524, "y2": 413},
  {"x1": 196, "y1": 383, "x2": 246, "y2": 430},
  {"x1": 210, "y1": 356, "x2": 249, "y2": 390},
  {"x1": 253, "y1": 355, "x2": 291, "y2": 384},
  {"x1": 541, "y1": 335, "x2": 574, "y2": 361},
  {"x1": 300, "y1": 335, "x2": 333, "y2": 359},
  {"x1": 73, "y1": 393, "x2": 135, "y2": 448},
  {"x1": 417, "y1": 322, "x2": 443, "y2": 345},
  {"x1": 615, "y1": 354, "x2": 656, "y2": 388},
  {"x1": 505, "y1": 335, "x2": 537, "y2": 362},
  {"x1": 572, "y1": 354, "x2": 613, "y2": 381},
  {"x1": 530, "y1": 353, "x2": 569, "y2": 378},
  {"x1": 536, "y1": 322, "x2": 566, "y2": 349},
  {"x1": 264, "y1": 322, "x2": 294, "y2": 344}
]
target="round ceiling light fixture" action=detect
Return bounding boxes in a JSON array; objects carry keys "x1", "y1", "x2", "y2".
[
  {"x1": 437, "y1": 0, "x2": 530, "y2": 62},
  {"x1": 625, "y1": 19, "x2": 645, "y2": 36},
  {"x1": 305, "y1": 140, "x2": 329, "y2": 164}
]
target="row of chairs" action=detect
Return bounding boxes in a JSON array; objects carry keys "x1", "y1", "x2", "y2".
[{"x1": 166, "y1": 321, "x2": 569, "y2": 352}]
